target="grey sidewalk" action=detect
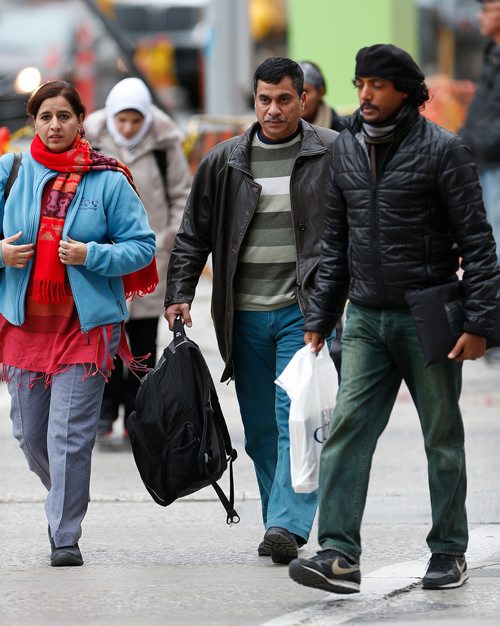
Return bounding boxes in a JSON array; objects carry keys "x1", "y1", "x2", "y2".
[{"x1": 1, "y1": 276, "x2": 499, "y2": 625}]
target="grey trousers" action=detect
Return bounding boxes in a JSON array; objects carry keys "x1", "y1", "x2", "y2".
[{"x1": 8, "y1": 362, "x2": 110, "y2": 547}]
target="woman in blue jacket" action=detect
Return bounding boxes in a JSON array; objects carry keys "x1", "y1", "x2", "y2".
[{"x1": 0, "y1": 81, "x2": 156, "y2": 567}]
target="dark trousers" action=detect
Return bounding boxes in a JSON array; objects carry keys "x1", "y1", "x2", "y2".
[
  {"x1": 330, "y1": 319, "x2": 343, "y2": 382},
  {"x1": 100, "y1": 317, "x2": 158, "y2": 429},
  {"x1": 318, "y1": 303, "x2": 467, "y2": 561}
]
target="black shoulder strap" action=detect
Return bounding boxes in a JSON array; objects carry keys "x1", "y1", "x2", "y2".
[
  {"x1": 92, "y1": 147, "x2": 169, "y2": 203},
  {"x1": 153, "y1": 149, "x2": 167, "y2": 181},
  {"x1": 201, "y1": 356, "x2": 239, "y2": 524},
  {"x1": 3, "y1": 153, "x2": 22, "y2": 202},
  {"x1": 153, "y1": 149, "x2": 170, "y2": 205}
]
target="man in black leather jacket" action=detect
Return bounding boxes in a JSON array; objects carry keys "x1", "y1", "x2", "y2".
[
  {"x1": 289, "y1": 44, "x2": 499, "y2": 595},
  {"x1": 164, "y1": 57, "x2": 338, "y2": 564}
]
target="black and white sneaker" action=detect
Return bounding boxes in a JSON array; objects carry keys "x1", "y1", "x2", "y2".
[
  {"x1": 289, "y1": 549, "x2": 361, "y2": 594},
  {"x1": 422, "y1": 553, "x2": 469, "y2": 589}
]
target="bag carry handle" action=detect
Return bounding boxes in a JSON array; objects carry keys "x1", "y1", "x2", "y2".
[
  {"x1": 173, "y1": 316, "x2": 188, "y2": 349},
  {"x1": 204, "y1": 450, "x2": 240, "y2": 525}
]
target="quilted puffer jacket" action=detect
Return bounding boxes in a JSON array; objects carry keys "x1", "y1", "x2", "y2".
[{"x1": 305, "y1": 105, "x2": 500, "y2": 338}]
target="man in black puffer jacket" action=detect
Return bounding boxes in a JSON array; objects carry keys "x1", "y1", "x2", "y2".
[{"x1": 289, "y1": 44, "x2": 499, "y2": 595}]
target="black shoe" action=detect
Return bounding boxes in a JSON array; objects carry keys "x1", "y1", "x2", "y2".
[
  {"x1": 258, "y1": 540, "x2": 271, "y2": 557},
  {"x1": 50, "y1": 544, "x2": 84, "y2": 567},
  {"x1": 48, "y1": 526, "x2": 55, "y2": 552},
  {"x1": 422, "y1": 553, "x2": 468, "y2": 589},
  {"x1": 289, "y1": 549, "x2": 361, "y2": 594},
  {"x1": 263, "y1": 527, "x2": 306, "y2": 565}
]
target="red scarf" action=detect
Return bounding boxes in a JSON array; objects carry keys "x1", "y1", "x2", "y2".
[{"x1": 30, "y1": 132, "x2": 158, "y2": 304}]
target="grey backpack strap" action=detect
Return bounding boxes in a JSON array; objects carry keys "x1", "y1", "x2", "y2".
[{"x1": 3, "y1": 153, "x2": 22, "y2": 202}]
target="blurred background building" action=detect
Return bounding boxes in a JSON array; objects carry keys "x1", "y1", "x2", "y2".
[{"x1": 0, "y1": 0, "x2": 490, "y2": 157}]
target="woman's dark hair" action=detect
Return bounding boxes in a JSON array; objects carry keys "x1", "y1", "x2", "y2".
[
  {"x1": 253, "y1": 57, "x2": 304, "y2": 96},
  {"x1": 26, "y1": 80, "x2": 86, "y2": 119}
]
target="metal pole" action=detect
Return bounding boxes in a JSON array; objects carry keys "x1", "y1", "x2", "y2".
[{"x1": 205, "y1": 0, "x2": 252, "y2": 115}]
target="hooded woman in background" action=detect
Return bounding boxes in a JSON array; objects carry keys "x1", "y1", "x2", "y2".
[{"x1": 85, "y1": 78, "x2": 192, "y2": 439}]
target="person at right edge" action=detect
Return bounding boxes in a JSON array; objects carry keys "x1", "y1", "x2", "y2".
[
  {"x1": 288, "y1": 44, "x2": 500, "y2": 594},
  {"x1": 460, "y1": 0, "x2": 500, "y2": 363}
]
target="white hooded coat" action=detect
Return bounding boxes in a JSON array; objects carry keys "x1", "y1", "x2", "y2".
[{"x1": 85, "y1": 80, "x2": 192, "y2": 319}]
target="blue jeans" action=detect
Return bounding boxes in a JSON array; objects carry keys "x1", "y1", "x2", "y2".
[
  {"x1": 233, "y1": 303, "x2": 330, "y2": 541},
  {"x1": 480, "y1": 167, "x2": 500, "y2": 266},
  {"x1": 318, "y1": 303, "x2": 467, "y2": 561}
]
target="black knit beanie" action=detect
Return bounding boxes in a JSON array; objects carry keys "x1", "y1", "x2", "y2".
[{"x1": 355, "y1": 44, "x2": 424, "y2": 86}]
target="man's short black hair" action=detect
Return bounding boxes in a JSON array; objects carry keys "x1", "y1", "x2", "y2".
[{"x1": 253, "y1": 57, "x2": 304, "y2": 97}]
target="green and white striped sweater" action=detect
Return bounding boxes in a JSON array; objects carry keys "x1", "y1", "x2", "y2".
[{"x1": 234, "y1": 132, "x2": 300, "y2": 311}]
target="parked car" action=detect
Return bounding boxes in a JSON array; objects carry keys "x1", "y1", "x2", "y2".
[{"x1": 0, "y1": 0, "x2": 125, "y2": 131}]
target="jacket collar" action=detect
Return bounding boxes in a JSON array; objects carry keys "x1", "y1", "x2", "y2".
[
  {"x1": 227, "y1": 119, "x2": 328, "y2": 172},
  {"x1": 347, "y1": 104, "x2": 421, "y2": 141}
]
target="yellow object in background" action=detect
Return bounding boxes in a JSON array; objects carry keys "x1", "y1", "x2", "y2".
[
  {"x1": 0, "y1": 126, "x2": 34, "y2": 155},
  {"x1": 249, "y1": 0, "x2": 286, "y2": 41}
]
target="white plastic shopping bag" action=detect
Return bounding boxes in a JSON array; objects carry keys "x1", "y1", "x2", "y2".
[{"x1": 275, "y1": 344, "x2": 338, "y2": 493}]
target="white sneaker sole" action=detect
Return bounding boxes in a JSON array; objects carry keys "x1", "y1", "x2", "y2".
[
  {"x1": 422, "y1": 570, "x2": 469, "y2": 589},
  {"x1": 289, "y1": 560, "x2": 360, "y2": 594}
]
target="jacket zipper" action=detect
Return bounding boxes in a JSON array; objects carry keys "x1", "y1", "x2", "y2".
[
  {"x1": 356, "y1": 135, "x2": 387, "y2": 301},
  {"x1": 290, "y1": 156, "x2": 303, "y2": 313}
]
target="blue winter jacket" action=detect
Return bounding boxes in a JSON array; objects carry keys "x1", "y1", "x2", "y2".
[{"x1": 0, "y1": 151, "x2": 156, "y2": 332}]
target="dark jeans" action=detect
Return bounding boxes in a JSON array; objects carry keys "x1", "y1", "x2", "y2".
[
  {"x1": 100, "y1": 317, "x2": 158, "y2": 429},
  {"x1": 318, "y1": 303, "x2": 467, "y2": 561},
  {"x1": 330, "y1": 318, "x2": 343, "y2": 383}
]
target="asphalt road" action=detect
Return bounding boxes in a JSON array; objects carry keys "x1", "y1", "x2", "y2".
[{"x1": 1, "y1": 276, "x2": 499, "y2": 625}]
